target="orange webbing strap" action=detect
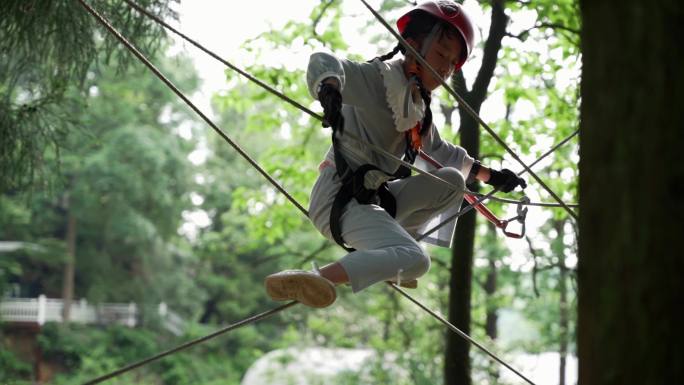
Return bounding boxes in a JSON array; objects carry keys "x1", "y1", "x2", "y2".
[{"x1": 409, "y1": 123, "x2": 422, "y2": 150}]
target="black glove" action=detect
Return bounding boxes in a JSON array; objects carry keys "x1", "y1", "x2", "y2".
[
  {"x1": 486, "y1": 168, "x2": 527, "y2": 193},
  {"x1": 317, "y1": 82, "x2": 344, "y2": 133}
]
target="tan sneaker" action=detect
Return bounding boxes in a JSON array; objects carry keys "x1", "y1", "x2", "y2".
[{"x1": 265, "y1": 270, "x2": 337, "y2": 308}]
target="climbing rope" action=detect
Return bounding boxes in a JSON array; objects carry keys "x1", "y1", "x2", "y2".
[
  {"x1": 419, "y1": 186, "x2": 501, "y2": 241},
  {"x1": 78, "y1": 0, "x2": 507, "y2": 256},
  {"x1": 120, "y1": 0, "x2": 575, "y2": 244},
  {"x1": 387, "y1": 283, "x2": 536, "y2": 385},
  {"x1": 75, "y1": 0, "x2": 309, "y2": 218},
  {"x1": 120, "y1": 0, "x2": 477, "y2": 204},
  {"x1": 521, "y1": 128, "x2": 579, "y2": 177},
  {"x1": 76, "y1": 1, "x2": 574, "y2": 384},
  {"x1": 417, "y1": 149, "x2": 529, "y2": 238},
  {"x1": 97, "y1": 0, "x2": 512, "y2": 244},
  {"x1": 358, "y1": 0, "x2": 578, "y2": 222},
  {"x1": 82, "y1": 302, "x2": 298, "y2": 385},
  {"x1": 121, "y1": 0, "x2": 320, "y2": 121},
  {"x1": 77, "y1": 0, "x2": 506, "y2": 371},
  {"x1": 123, "y1": 0, "x2": 578, "y2": 210}
]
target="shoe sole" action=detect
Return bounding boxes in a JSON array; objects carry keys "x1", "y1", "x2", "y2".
[{"x1": 265, "y1": 272, "x2": 336, "y2": 308}]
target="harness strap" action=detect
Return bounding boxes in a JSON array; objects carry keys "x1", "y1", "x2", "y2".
[
  {"x1": 329, "y1": 164, "x2": 403, "y2": 252},
  {"x1": 329, "y1": 180, "x2": 356, "y2": 252},
  {"x1": 327, "y1": 73, "x2": 427, "y2": 251}
]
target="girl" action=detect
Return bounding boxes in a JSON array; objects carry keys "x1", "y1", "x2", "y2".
[{"x1": 265, "y1": 1, "x2": 525, "y2": 308}]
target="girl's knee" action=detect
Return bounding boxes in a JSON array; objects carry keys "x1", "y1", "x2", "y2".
[
  {"x1": 398, "y1": 244, "x2": 431, "y2": 280},
  {"x1": 437, "y1": 167, "x2": 465, "y2": 191},
  {"x1": 433, "y1": 167, "x2": 465, "y2": 206}
]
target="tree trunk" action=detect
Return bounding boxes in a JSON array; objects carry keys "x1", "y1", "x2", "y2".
[
  {"x1": 199, "y1": 297, "x2": 218, "y2": 324},
  {"x1": 445, "y1": 1, "x2": 508, "y2": 385},
  {"x1": 446, "y1": 196, "x2": 477, "y2": 385},
  {"x1": 555, "y1": 220, "x2": 568, "y2": 385},
  {"x1": 578, "y1": 1, "x2": 684, "y2": 384},
  {"x1": 485, "y1": 224, "x2": 499, "y2": 383},
  {"x1": 559, "y1": 261, "x2": 568, "y2": 385},
  {"x1": 61, "y1": 202, "x2": 76, "y2": 323},
  {"x1": 484, "y1": 256, "x2": 498, "y2": 342}
]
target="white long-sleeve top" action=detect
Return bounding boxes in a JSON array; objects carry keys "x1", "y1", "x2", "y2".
[{"x1": 307, "y1": 52, "x2": 474, "y2": 246}]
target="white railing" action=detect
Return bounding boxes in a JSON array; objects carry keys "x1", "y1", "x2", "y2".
[
  {"x1": 0, "y1": 295, "x2": 186, "y2": 335},
  {"x1": 158, "y1": 302, "x2": 186, "y2": 336}
]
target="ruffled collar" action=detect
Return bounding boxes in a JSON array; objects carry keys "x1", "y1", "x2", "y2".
[{"x1": 374, "y1": 58, "x2": 425, "y2": 132}]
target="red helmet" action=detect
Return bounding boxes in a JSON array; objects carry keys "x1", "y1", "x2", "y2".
[{"x1": 397, "y1": 1, "x2": 475, "y2": 70}]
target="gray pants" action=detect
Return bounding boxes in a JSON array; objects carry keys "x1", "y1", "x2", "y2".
[{"x1": 309, "y1": 165, "x2": 465, "y2": 292}]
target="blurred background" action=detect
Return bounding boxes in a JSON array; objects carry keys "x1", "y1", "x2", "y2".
[{"x1": 0, "y1": 0, "x2": 580, "y2": 383}]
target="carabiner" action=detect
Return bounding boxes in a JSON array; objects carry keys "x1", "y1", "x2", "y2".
[{"x1": 501, "y1": 196, "x2": 530, "y2": 239}]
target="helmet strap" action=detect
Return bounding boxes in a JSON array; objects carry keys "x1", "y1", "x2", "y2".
[
  {"x1": 420, "y1": 23, "x2": 442, "y2": 58},
  {"x1": 408, "y1": 23, "x2": 441, "y2": 83}
]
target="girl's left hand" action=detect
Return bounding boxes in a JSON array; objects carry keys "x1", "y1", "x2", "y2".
[{"x1": 486, "y1": 168, "x2": 527, "y2": 193}]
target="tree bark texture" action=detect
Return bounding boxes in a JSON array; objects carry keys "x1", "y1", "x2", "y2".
[
  {"x1": 485, "y1": 254, "x2": 498, "y2": 342},
  {"x1": 556, "y1": 220, "x2": 568, "y2": 385},
  {"x1": 559, "y1": 261, "x2": 568, "y2": 385},
  {"x1": 485, "y1": 223, "x2": 500, "y2": 383},
  {"x1": 578, "y1": 1, "x2": 684, "y2": 384},
  {"x1": 445, "y1": 1, "x2": 508, "y2": 384},
  {"x1": 61, "y1": 199, "x2": 76, "y2": 323}
]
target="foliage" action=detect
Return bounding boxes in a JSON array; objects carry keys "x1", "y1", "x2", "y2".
[
  {"x1": 37, "y1": 323, "x2": 169, "y2": 385},
  {"x1": 0, "y1": 47, "x2": 202, "y2": 308},
  {"x1": 0, "y1": 0, "x2": 177, "y2": 192},
  {"x1": 482, "y1": 0, "x2": 581, "y2": 219},
  {"x1": 193, "y1": 0, "x2": 581, "y2": 382},
  {"x1": 0, "y1": 347, "x2": 32, "y2": 382},
  {"x1": 0, "y1": 0, "x2": 582, "y2": 384}
]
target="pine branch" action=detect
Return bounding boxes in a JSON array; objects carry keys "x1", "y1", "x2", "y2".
[{"x1": 0, "y1": 0, "x2": 177, "y2": 192}]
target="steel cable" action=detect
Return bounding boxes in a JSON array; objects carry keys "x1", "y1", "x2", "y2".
[
  {"x1": 122, "y1": 0, "x2": 578, "y2": 209},
  {"x1": 78, "y1": 2, "x2": 565, "y2": 384},
  {"x1": 358, "y1": 0, "x2": 578, "y2": 221}
]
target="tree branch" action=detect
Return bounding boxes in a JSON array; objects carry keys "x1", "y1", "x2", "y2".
[
  {"x1": 298, "y1": 240, "x2": 334, "y2": 267},
  {"x1": 311, "y1": 0, "x2": 335, "y2": 37},
  {"x1": 470, "y1": 0, "x2": 509, "y2": 110},
  {"x1": 475, "y1": 276, "x2": 486, "y2": 290},
  {"x1": 252, "y1": 239, "x2": 332, "y2": 267},
  {"x1": 452, "y1": 68, "x2": 469, "y2": 96},
  {"x1": 431, "y1": 255, "x2": 449, "y2": 269},
  {"x1": 478, "y1": 153, "x2": 504, "y2": 165},
  {"x1": 525, "y1": 235, "x2": 542, "y2": 297},
  {"x1": 440, "y1": 102, "x2": 456, "y2": 127},
  {"x1": 505, "y1": 22, "x2": 580, "y2": 41}
]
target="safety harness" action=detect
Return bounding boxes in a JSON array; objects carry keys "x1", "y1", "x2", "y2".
[
  {"x1": 328, "y1": 24, "x2": 446, "y2": 251},
  {"x1": 328, "y1": 118, "x2": 421, "y2": 251},
  {"x1": 327, "y1": 24, "x2": 527, "y2": 251}
]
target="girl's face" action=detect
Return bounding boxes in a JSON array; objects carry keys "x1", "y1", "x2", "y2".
[{"x1": 412, "y1": 33, "x2": 464, "y2": 91}]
